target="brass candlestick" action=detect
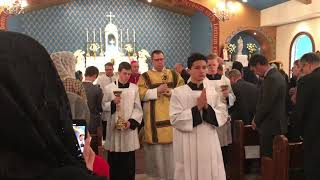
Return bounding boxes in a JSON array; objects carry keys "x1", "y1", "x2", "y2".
[{"x1": 113, "y1": 90, "x2": 126, "y2": 130}]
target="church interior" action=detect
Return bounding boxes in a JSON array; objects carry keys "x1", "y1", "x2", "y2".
[{"x1": 1, "y1": 0, "x2": 320, "y2": 180}]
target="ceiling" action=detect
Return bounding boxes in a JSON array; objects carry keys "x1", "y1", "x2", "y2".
[
  {"x1": 23, "y1": 0, "x2": 290, "y2": 14},
  {"x1": 237, "y1": 0, "x2": 289, "y2": 10}
]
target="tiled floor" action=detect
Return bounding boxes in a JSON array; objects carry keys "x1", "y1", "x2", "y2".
[{"x1": 134, "y1": 148, "x2": 260, "y2": 180}]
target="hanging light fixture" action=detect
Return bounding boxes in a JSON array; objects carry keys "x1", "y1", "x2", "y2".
[
  {"x1": 213, "y1": 0, "x2": 238, "y2": 22},
  {"x1": 0, "y1": 0, "x2": 28, "y2": 15}
]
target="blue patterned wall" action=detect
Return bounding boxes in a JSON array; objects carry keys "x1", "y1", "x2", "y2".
[{"x1": 9, "y1": 0, "x2": 191, "y2": 68}]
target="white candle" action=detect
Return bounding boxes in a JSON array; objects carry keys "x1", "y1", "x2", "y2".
[
  {"x1": 93, "y1": 29, "x2": 96, "y2": 42},
  {"x1": 86, "y1": 29, "x2": 88, "y2": 42},
  {"x1": 100, "y1": 28, "x2": 102, "y2": 43},
  {"x1": 116, "y1": 79, "x2": 119, "y2": 88},
  {"x1": 120, "y1": 29, "x2": 122, "y2": 44},
  {"x1": 127, "y1": 29, "x2": 129, "y2": 42},
  {"x1": 133, "y1": 29, "x2": 135, "y2": 42}
]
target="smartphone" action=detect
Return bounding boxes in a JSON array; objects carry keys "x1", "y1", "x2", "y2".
[{"x1": 72, "y1": 119, "x2": 87, "y2": 153}]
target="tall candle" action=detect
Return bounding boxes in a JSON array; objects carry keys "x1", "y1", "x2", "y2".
[
  {"x1": 86, "y1": 29, "x2": 88, "y2": 42},
  {"x1": 99, "y1": 28, "x2": 102, "y2": 43},
  {"x1": 93, "y1": 29, "x2": 96, "y2": 42},
  {"x1": 120, "y1": 29, "x2": 123, "y2": 44},
  {"x1": 133, "y1": 29, "x2": 135, "y2": 42},
  {"x1": 127, "y1": 29, "x2": 129, "y2": 42}
]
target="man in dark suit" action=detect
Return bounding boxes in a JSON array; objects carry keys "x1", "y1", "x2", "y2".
[
  {"x1": 292, "y1": 53, "x2": 320, "y2": 180},
  {"x1": 228, "y1": 69, "x2": 259, "y2": 125},
  {"x1": 174, "y1": 63, "x2": 190, "y2": 84},
  {"x1": 249, "y1": 54, "x2": 287, "y2": 157},
  {"x1": 82, "y1": 66, "x2": 103, "y2": 135}
]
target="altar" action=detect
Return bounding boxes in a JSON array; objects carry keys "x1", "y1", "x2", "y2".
[{"x1": 75, "y1": 12, "x2": 150, "y2": 73}]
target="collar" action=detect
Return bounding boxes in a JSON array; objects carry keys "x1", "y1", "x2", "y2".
[
  {"x1": 152, "y1": 67, "x2": 166, "y2": 72},
  {"x1": 83, "y1": 80, "x2": 92, "y2": 83},
  {"x1": 206, "y1": 74, "x2": 222, "y2": 80},
  {"x1": 114, "y1": 81, "x2": 130, "y2": 88},
  {"x1": 188, "y1": 81, "x2": 204, "y2": 91},
  {"x1": 264, "y1": 66, "x2": 274, "y2": 77}
]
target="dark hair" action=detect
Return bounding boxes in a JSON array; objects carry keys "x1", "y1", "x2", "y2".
[
  {"x1": 104, "y1": 62, "x2": 114, "y2": 67},
  {"x1": 118, "y1": 62, "x2": 131, "y2": 72},
  {"x1": 151, "y1": 50, "x2": 164, "y2": 59},
  {"x1": 187, "y1": 53, "x2": 207, "y2": 69},
  {"x1": 75, "y1": 70, "x2": 82, "y2": 80},
  {"x1": 85, "y1": 66, "x2": 99, "y2": 77},
  {"x1": 300, "y1": 52, "x2": 320, "y2": 64},
  {"x1": 232, "y1": 61, "x2": 243, "y2": 72},
  {"x1": 248, "y1": 54, "x2": 268, "y2": 67},
  {"x1": 218, "y1": 64, "x2": 223, "y2": 71}
]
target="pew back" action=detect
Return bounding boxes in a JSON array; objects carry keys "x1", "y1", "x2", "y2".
[{"x1": 231, "y1": 120, "x2": 260, "y2": 180}]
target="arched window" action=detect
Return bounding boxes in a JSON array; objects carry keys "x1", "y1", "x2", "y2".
[{"x1": 290, "y1": 32, "x2": 315, "y2": 72}]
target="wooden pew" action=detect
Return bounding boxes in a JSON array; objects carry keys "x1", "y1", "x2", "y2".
[
  {"x1": 261, "y1": 135, "x2": 304, "y2": 180},
  {"x1": 91, "y1": 126, "x2": 103, "y2": 155},
  {"x1": 231, "y1": 120, "x2": 260, "y2": 180}
]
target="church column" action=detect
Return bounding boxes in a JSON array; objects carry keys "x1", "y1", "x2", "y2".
[{"x1": 0, "y1": 12, "x2": 9, "y2": 30}]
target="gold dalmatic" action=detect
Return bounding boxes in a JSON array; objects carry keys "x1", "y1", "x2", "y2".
[{"x1": 138, "y1": 69, "x2": 185, "y2": 144}]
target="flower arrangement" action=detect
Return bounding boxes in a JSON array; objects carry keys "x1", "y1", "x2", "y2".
[
  {"x1": 89, "y1": 43, "x2": 100, "y2": 54},
  {"x1": 247, "y1": 43, "x2": 257, "y2": 54},
  {"x1": 227, "y1": 43, "x2": 236, "y2": 54},
  {"x1": 138, "y1": 49, "x2": 151, "y2": 61},
  {"x1": 124, "y1": 44, "x2": 134, "y2": 56}
]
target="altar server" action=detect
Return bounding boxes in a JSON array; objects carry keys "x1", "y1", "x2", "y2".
[
  {"x1": 170, "y1": 53, "x2": 228, "y2": 180},
  {"x1": 102, "y1": 62, "x2": 143, "y2": 180}
]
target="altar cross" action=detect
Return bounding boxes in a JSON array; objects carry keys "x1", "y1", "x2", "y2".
[{"x1": 106, "y1": 12, "x2": 115, "y2": 23}]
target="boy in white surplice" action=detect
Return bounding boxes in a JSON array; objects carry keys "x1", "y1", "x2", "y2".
[
  {"x1": 102, "y1": 62, "x2": 143, "y2": 180},
  {"x1": 170, "y1": 53, "x2": 228, "y2": 180}
]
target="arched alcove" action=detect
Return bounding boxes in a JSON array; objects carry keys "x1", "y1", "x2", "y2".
[{"x1": 226, "y1": 28, "x2": 275, "y2": 61}]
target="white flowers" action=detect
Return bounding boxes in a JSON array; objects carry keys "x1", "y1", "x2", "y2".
[
  {"x1": 247, "y1": 43, "x2": 257, "y2": 54},
  {"x1": 89, "y1": 43, "x2": 100, "y2": 53},
  {"x1": 138, "y1": 49, "x2": 150, "y2": 60},
  {"x1": 227, "y1": 43, "x2": 236, "y2": 54}
]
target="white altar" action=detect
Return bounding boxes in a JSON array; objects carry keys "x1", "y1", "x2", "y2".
[
  {"x1": 235, "y1": 55, "x2": 248, "y2": 67},
  {"x1": 75, "y1": 12, "x2": 149, "y2": 73}
]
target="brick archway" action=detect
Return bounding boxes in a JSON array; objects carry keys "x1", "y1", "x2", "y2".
[
  {"x1": 0, "y1": 12, "x2": 9, "y2": 30},
  {"x1": 174, "y1": 0, "x2": 219, "y2": 53}
]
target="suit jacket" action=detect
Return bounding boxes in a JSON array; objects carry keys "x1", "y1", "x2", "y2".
[
  {"x1": 254, "y1": 68, "x2": 288, "y2": 135},
  {"x1": 230, "y1": 79, "x2": 258, "y2": 125},
  {"x1": 83, "y1": 82, "x2": 103, "y2": 133},
  {"x1": 180, "y1": 69, "x2": 190, "y2": 84},
  {"x1": 292, "y1": 67, "x2": 320, "y2": 177}
]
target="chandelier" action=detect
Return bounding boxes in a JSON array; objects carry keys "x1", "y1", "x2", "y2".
[
  {"x1": 213, "y1": 0, "x2": 238, "y2": 22},
  {"x1": 0, "y1": 0, "x2": 28, "y2": 15}
]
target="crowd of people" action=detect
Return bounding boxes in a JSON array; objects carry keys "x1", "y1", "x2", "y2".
[{"x1": 1, "y1": 31, "x2": 320, "y2": 180}]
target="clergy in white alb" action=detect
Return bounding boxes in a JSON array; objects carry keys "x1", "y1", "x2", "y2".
[
  {"x1": 170, "y1": 53, "x2": 227, "y2": 180},
  {"x1": 102, "y1": 62, "x2": 143, "y2": 180}
]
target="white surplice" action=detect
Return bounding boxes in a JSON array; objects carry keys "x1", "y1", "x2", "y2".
[
  {"x1": 170, "y1": 81, "x2": 228, "y2": 180},
  {"x1": 102, "y1": 83, "x2": 143, "y2": 152}
]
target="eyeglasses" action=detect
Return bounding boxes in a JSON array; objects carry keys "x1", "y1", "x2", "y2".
[{"x1": 152, "y1": 58, "x2": 164, "y2": 61}]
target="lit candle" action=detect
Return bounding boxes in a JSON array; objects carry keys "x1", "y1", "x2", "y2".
[
  {"x1": 133, "y1": 29, "x2": 135, "y2": 42},
  {"x1": 93, "y1": 29, "x2": 96, "y2": 42},
  {"x1": 100, "y1": 28, "x2": 102, "y2": 43},
  {"x1": 127, "y1": 29, "x2": 129, "y2": 42}
]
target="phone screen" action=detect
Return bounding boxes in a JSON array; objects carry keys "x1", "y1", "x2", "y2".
[{"x1": 73, "y1": 121, "x2": 86, "y2": 153}]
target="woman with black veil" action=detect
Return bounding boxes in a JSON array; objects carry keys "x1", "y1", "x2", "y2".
[{"x1": 0, "y1": 31, "x2": 106, "y2": 180}]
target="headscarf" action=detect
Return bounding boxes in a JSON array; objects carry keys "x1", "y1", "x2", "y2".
[
  {"x1": 0, "y1": 32, "x2": 103, "y2": 180},
  {"x1": 51, "y1": 51, "x2": 77, "y2": 81}
]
